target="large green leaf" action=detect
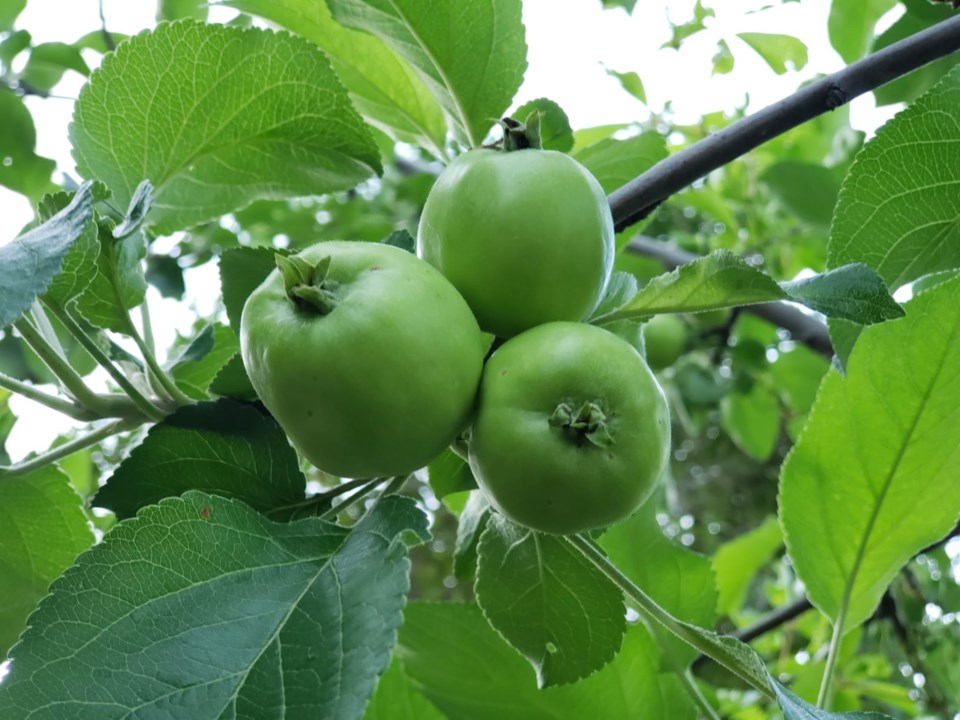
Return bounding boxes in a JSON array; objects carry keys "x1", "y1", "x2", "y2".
[
  {"x1": 598, "y1": 499, "x2": 717, "y2": 667},
  {"x1": 0, "y1": 467, "x2": 93, "y2": 657},
  {"x1": 324, "y1": 0, "x2": 527, "y2": 148},
  {"x1": 780, "y1": 275, "x2": 960, "y2": 633},
  {"x1": 70, "y1": 21, "x2": 381, "y2": 234},
  {"x1": 396, "y1": 602, "x2": 695, "y2": 720},
  {"x1": 768, "y1": 670, "x2": 892, "y2": 720},
  {"x1": 827, "y1": 0, "x2": 897, "y2": 64},
  {"x1": 828, "y1": 65, "x2": 960, "y2": 361},
  {"x1": 224, "y1": 0, "x2": 447, "y2": 158},
  {"x1": 0, "y1": 89, "x2": 56, "y2": 201},
  {"x1": 475, "y1": 514, "x2": 626, "y2": 686},
  {"x1": 0, "y1": 492, "x2": 429, "y2": 719},
  {"x1": 93, "y1": 399, "x2": 306, "y2": 519},
  {"x1": 0, "y1": 0, "x2": 26, "y2": 30},
  {"x1": 0, "y1": 182, "x2": 93, "y2": 330}
]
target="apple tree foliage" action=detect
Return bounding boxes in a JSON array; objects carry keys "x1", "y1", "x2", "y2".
[{"x1": 0, "y1": 0, "x2": 958, "y2": 717}]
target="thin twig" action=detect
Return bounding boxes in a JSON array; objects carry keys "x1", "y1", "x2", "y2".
[
  {"x1": 626, "y1": 236, "x2": 834, "y2": 357},
  {"x1": 0, "y1": 371, "x2": 95, "y2": 420},
  {"x1": 98, "y1": 0, "x2": 116, "y2": 52},
  {"x1": 609, "y1": 15, "x2": 960, "y2": 230},
  {"x1": 0, "y1": 419, "x2": 136, "y2": 479}
]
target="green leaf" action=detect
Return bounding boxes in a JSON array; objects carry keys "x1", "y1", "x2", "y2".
[
  {"x1": 145, "y1": 253, "x2": 185, "y2": 299},
  {"x1": 598, "y1": 499, "x2": 717, "y2": 666},
  {"x1": 512, "y1": 97, "x2": 573, "y2": 152},
  {"x1": 70, "y1": 21, "x2": 381, "y2": 234},
  {"x1": 170, "y1": 324, "x2": 241, "y2": 399},
  {"x1": 721, "y1": 383, "x2": 781, "y2": 461},
  {"x1": 219, "y1": 246, "x2": 284, "y2": 333},
  {"x1": 712, "y1": 38, "x2": 735, "y2": 75},
  {"x1": 780, "y1": 274, "x2": 960, "y2": 633},
  {"x1": 0, "y1": 467, "x2": 93, "y2": 657},
  {"x1": 736, "y1": 32, "x2": 808, "y2": 74},
  {"x1": 20, "y1": 41, "x2": 90, "y2": 92},
  {"x1": 426, "y1": 448, "x2": 476, "y2": 500},
  {"x1": 770, "y1": 344, "x2": 829, "y2": 415},
  {"x1": 768, "y1": 670, "x2": 893, "y2": 719},
  {"x1": 0, "y1": 492, "x2": 429, "y2": 719},
  {"x1": 475, "y1": 514, "x2": 626, "y2": 687},
  {"x1": 590, "y1": 271, "x2": 639, "y2": 321},
  {"x1": 208, "y1": 353, "x2": 258, "y2": 401},
  {"x1": 36, "y1": 192, "x2": 101, "y2": 310},
  {"x1": 828, "y1": 65, "x2": 960, "y2": 362},
  {"x1": 453, "y1": 490, "x2": 490, "y2": 580},
  {"x1": 397, "y1": 602, "x2": 695, "y2": 719},
  {"x1": 0, "y1": 182, "x2": 93, "y2": 329},
  {"x1": 0, "y1": 90, "x2": 56, "y2": 200},
  {"x1": 713, "y1": 516, "x2": 784, "y2": 617},
  {"x1": 112, "y1": 179, "x2": 153, "y2": 239},
  {"x1": 827, "y1": 0, "x2": 897, "y2": 64},
  {"x1": 761, "y1": 161, "x2": 840, "y2": 227},
  {"x1": 223, "y1": 0, "x2": 447, "y2": 158},
  {"x1": 383, "y1": 229, "x2": 416, "y2": 254},
  {"x1": 602, "y1": 64, "x2": 646, "y2": 104},
  {"x1": 601, "y1": 250, "x2": 786, "y2": 320},
  {"x1": 600, "y1": 0, "x2": 638, "y2": 12},
  {"x1": 782, "y1": 264, "x2": 904, "y2": 325},
  {"x1": 71, "y1": 216, "x2": 148, "y2": 332},
  {"x1": 572, "y1": 131, "x2": 667, "y2": 195},
  {"x1": 872, "y1": 3, "x2": 959, "y2": 106},
  {"x1": 363, "y1": 659, "x2": 445, "y2": 720},
  {"x1": 156, "y1": 0, "x2": 208, "y2": 21},
  {"x1": 0, "y1": 0, "x2": 26, "y2": 30},
  {"x1": 324, "y1": 0, "x2": 527, "y2": 149},
  {"x1": 93, "y1": 399, "x2": 306, "y2": 520}
]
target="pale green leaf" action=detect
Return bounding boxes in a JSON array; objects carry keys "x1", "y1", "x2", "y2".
[
  {"x1": 602, "y1": 64, "x2": 646, "y2": 104},
  {"x1": 0, "y1": 90, "x2": 56, "y2": 200},
  {"x1": 827, "y1": 0, "x2": 897, "y2": 64},
  {"x1": 599, "y1": 499, "x2": 717, "y2": 666},
  {"x1": 736, "y1": 32, "x2": 808, "y2": 74},
  {"x1": 426, "y1": 448, "x2": 476, "y2": 500},
  {"x1": 0, "y1": 182, "x2": 93, "y2": 329},
  {"x1": 70, "y1": 21, "x2": 381, "y2": 234},
  {"x1": 0, "y1": 492, "x2": 429, "y2": 719},
  {"x1": 475, "y1": 514, "x2": 626, "y2": 687},
  {"x1": 600, "y1": 250, "x2": 786, "y2": 320},
  {"x1": 828, "y1": 65, "x2": 960, "y2": 362},
  {"x1": 0, "y1": 467, "x2": 93, "y2": 657},
  {"x1": 20, "y1": 41, "x2": 89, "y2": 92},
  {"x1": 169, "y1": 324, "x2": 241, "y2": 399},
  {"x1": 397, "y1": 602, "x2": 695, "y2": 720},
  {"x1": 324, "y1": 0, "x2": 527, "y2": 149},
  {"x1": 223, "y1": 0, "x2": 448, "y2": 158},
  {"x1": 721, "y1": 383, "x2": 781, "y2": 461},
  {"x1": 572, "y1": 131, "x2": 667, "y2": 195},
  {"x1": 713, "y1": 516, "x2": 784, "y2": 617},
  {"x1": 780, "y1": 275, "x2": 960, "y2": 633}
]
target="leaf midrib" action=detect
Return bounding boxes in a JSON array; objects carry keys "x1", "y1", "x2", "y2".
[{"x1": 834, "y1": 310, "x2": 959, "y2": 631}]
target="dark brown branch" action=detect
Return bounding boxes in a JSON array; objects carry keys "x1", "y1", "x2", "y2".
[
  {"x1": 626, "y1": 236, "x2": 834, "y2": 357},
  {"x1": 610, "y1": 15, "x2": 960, "y2": 230}
]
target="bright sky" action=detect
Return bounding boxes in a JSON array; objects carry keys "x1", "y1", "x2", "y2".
[{"x1": 0, "y1": 0, "x2": 903, "y2": 460}]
